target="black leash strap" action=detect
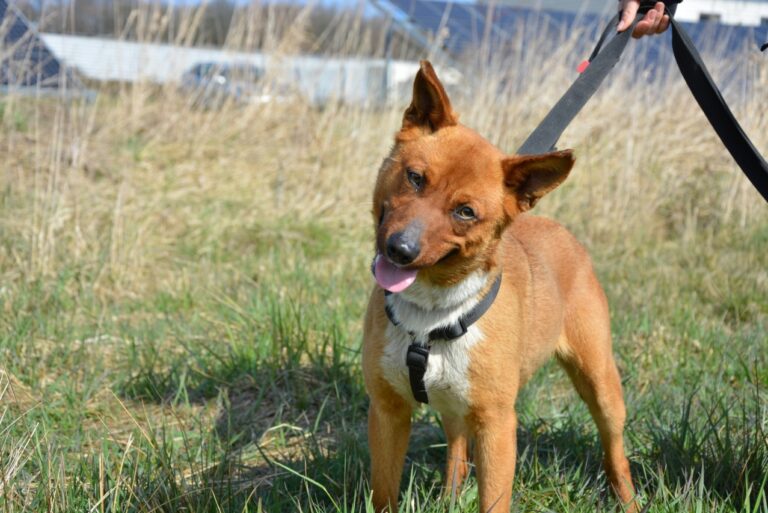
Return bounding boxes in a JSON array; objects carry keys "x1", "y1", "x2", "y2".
[
  {"x1": 669, "y1": 17, "x2": 768, "y2": 202},
  {"x1": 517, "y1": 11, "x2": 630, "y2": 156},
  {"x1": 386, "y1": 274, "x2": 502, "y2": 404},
  {"x1": 517, "y1": 2, "x2": 768, "y2": 203}
]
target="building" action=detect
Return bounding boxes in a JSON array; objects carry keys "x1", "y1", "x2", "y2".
[
  {"x1": 676, "y1": 0, "x2": 768, "y2": 26},
  {"x1": 38, "y1": 33, "x2": 429, "y2": 106},
  {"x1": 0, "y1": 0, "x2": 77, "y2": 89}
]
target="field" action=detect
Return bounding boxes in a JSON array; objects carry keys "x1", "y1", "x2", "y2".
[{"x1": 1, "y1": 9, "x2": 767, "y2": 512}]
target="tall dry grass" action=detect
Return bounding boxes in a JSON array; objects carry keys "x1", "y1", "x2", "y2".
[{"x1": 0, "y1": 2, "x2": 766, "y2": 300}]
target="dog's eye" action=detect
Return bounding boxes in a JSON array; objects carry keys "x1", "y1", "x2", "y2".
[
  {"x1": 406, "y1": 169, "x2": 424, "y2": 190},
  {"x1": 454, "y1": 205, "x2": 476, "y2": 221}
]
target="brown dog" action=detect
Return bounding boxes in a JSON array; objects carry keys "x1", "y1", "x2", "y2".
[{"x1": 362, "y1": 61, "x2": 636, "y2": 512}]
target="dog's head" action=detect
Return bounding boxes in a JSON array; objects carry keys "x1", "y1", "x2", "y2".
[{"x1": 372, "y1": 61, "x2": 574, "y2": 290}]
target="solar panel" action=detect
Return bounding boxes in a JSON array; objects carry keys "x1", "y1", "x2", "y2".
[
  {"x1": 0, "y1": 0, "x2": 75, "y2": 88},
  {"x1": 382, "y1": 0, "x2": 768, "y2": 62},
  {"x1": 387, "y1": 0, "x2": 602, "y2": 56}
]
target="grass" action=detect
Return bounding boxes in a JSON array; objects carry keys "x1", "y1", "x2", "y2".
[
  {"x1": 1, "y1": 220, "x2": 765, "y2": 513},
  {"x1": 1, "y1": 4, "x2": 767, "y2": 511}
]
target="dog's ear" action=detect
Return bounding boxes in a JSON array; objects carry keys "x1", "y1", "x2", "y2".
[
  {"x1": 402, "y1": 60, "x2": 458, "y2": 131},
  {"x1": 502, "y1": 150, "x2": 574, "y2": 212}
]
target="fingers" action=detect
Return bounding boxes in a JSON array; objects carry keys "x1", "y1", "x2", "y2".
[
  {"x1": 657, "y1": 13, "x2": 671, "y2": 33},
  {"x1": 617, "y1": 0, "x2": 639, "y2": 32},
  {"x1": 632, "y1": 8, "x2": 657, "y2": 38},
  {"x1": 631, "y1": 2, "x2": 670, "y2": 38}
]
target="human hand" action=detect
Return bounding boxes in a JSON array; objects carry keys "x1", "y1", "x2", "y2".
[{"x1": 617, "y1": 1, "x2": 671, "y2": 38}]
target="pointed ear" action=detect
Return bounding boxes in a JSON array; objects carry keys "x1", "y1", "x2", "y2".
[
  {"x1": 503, "y1": 150, "x2": 575, "y2": 212},
  {"x1": 402, "y1": 60, "x2": 458, "y2": 131}
]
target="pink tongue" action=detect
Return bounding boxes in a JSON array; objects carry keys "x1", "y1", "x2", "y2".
[{"x1": 373, "y1": 254, "x2": 417, "y2": 293}]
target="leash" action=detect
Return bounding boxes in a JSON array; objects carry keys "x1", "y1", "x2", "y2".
[
  {"x1": 517, "y1": 0, "x2": 768, "y2": 203},
  {"x1": 385, "y1": 274, "x2": 502, "y2": 404}
]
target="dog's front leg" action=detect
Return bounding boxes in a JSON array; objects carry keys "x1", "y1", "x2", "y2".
[
  {"x1": 442, "y1": 414, "x2": 470, "y2": 501},
  {"x1": 474, "y1": 411, "x2": 517, "y2": 513},
  {"x1": 368, "y1": 397, "x2": 411, "y2": 512}
]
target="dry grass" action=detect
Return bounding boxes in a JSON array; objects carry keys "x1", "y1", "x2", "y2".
[
  {"x1": 2, "y1": 76, "x2": 765, "y2": 293},
  {"x1": 1, "y1": 16, "x2": 765, "y2": 299}
]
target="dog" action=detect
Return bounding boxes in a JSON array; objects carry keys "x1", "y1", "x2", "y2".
[{"x1": 362, "y1": 61, "x2": 637, "y2": 512}]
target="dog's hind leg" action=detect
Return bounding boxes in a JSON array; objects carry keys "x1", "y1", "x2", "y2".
[
  {"x1": 556, "y1": 303, "x2": 637, "y2": 511},
  {"x1": 442, "y1": 414, "x2": 471, "y2": 502},
  {"x1": 368, "y1": 394, "x2": 411, "y2": 513}
]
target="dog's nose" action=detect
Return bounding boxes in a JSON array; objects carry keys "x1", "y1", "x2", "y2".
[{"x1": 386, "y1": 231, "x2": 420, "y2": 265}]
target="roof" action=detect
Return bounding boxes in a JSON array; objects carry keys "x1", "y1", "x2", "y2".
[
  {"x1": 375, "y1": 0, "x2": 768, "y2": 59},
  {"x1": 0, "y1": 0, "x2": 78, "y2": 88}
]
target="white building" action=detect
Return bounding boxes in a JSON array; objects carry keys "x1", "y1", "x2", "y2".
[
  {"x1": 39, "y1": 33, "x2": 428, "y2": 105},
  {"x1": 675, "y1": 0, "x2": 768, "y2": 26}
]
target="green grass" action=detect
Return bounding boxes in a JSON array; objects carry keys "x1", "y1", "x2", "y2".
[{"x1": 1, "y1": 213, "x2": 766, "y2": 512}]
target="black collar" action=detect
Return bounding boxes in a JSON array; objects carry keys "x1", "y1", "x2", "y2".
[{"x1": 384, "y1": 273, "x2": 502, "y2": 342}]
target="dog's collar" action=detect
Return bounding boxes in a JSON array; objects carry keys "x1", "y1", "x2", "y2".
[
  {"x1": 384, "y1": 274, "x2": 502, "y2": 405},
  {"x1": 384, "y1": 273, "x2": 502, "y2": 342}
]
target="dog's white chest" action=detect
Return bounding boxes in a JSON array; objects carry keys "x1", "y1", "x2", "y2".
[
  {"x1": 378, "y1": 272, "x2": 489, "y2": 417},
  {"x1": 381, "y1": 324, "x2": 483, "y2": 416}
]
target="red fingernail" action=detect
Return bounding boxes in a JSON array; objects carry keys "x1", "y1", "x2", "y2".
[{"x1": 577, "y1": 60, "x2": 590, "y2": 73}]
